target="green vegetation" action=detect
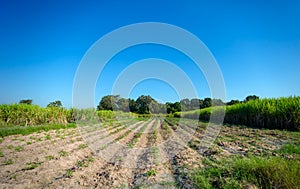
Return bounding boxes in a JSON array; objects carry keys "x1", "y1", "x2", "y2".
[
  {"x1": 78, "y1": 143, "x2": 88, "y2": 149},
  {"x1": 87, "y1": 157, "x2": 94, "y2": 163},
  {"x1": 65, "y1": 169, "x2": 74, "y2": 178},
  {"x1": 24, "y1": 162, "x2": 42, "y2": 170},
  {"x1": 177, "y1": 96, "x2": 300, "y2": 131},
  {"x1": 0, "y1": 148, "x2": 4, "y2": 157},
  {"x1": 0, "y1": 104, "x2": 70, "y2": 126},
  {"x1": 98, "y1": 95, "x2": 167, "y2": 114},
  {"x1": 45, "y1": 155, "x2": 54, "y2": 160},
  {"x1": 128, "y1": 119, "x2": 153, "y2": 148},
  {"x1": 145, "y1": 169, "x2": 157, "y2": 178},
  {"x1": 59, "y1": 150, "x2": 68, "y2": 157},
  {"x1": 77, "y1": 160, "x2": 83, "y2": 167},
  {"x1": 14, "y1": 146, "x2": 23, "y2": 152},
  {"x1": 5, "y1": 159, "x2": 13, "y2": 165},
  {"x1": 225, "y1": 97, "x2": 300, "y2": 130},
  {"x1": 47, "y1": 100, "x2": 62, "y2": 107},
  {"x1": 279, "y1": 144, "x2": 300, "y2": 155},
  {"x1": 0, "y1": 123, "x2": 76, "y2": 137},
  {"x1": 191, "y1": 156, "x2": 300, "y2": 189},
  {"x1": 97, "y1": 110, "x2": 115, "y2": 120},
  {"x1": 45, "y1": 134, "x2": 51, "y2": 140},
  {"x1": 162, "y1": 120, "x2": 172, "y2": 134}
]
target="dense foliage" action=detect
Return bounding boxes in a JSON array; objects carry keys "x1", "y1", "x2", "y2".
[
  {"x1": 97, "y1": 95, "x2": 224, "y2": 114},
  {"x1": 177, "y1": 96, "x2": 300, "y2": 131},
  {"x1": 225, "y1": 97, "x2": 300, "y2": 130},
  {"x1": 0, "y1": 104, "x2": 70, "y2": 126},
  {"x1": 1, "y1": 95, "x2": 299, "y2": 131}
]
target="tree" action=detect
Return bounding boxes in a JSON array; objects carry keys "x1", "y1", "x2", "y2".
[
  {"x1": 203, "y1": 97, "x2": 212, "y2": 108},
  {"x1": 97, "y1": 95, "x2": 120, "y2": 110},
  {"x1": 190, "y1": 98, "x2": 200, "y2": 110},
  {"x1": 166, "y1": 102, "x2": 181, "y2": 113},
  {"x1": 227, "y1": 100, "x2": 240, "y2": 105},
  {"x1": 158, "y1": 103, "x2": 167, "y2": 114},
  {"x1": 117, "y1": 98, "x2": 129, "y2": 112},
  {"x1": 199, "y1": 99, "x2": 204, "y2": 109},
  {"x1": 19, "y1": 99, "x2": 32, "y2": 105},
  {"x1": 136, "y1": 95, "x2": 156, "y2": 114},
  {"x1": 129, "y1": 99, "x2": 138, "y2": 113},
  {"x1": 244, "y1": 95, "x2": 259, "y2": 102},
  {"x1": 47, "y1": 100, "x2": 62, "y2": 107},
  {"x1": 180, "y1": 98, "x2": 190, "y2": 111},
  {"x1": 212, "y1": 99, "x2": 224, "y2": 106}
]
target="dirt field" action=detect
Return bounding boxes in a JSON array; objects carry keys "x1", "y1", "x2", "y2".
[{"x1": 0, "y1": 117, "x2": 299, "y2": 188}]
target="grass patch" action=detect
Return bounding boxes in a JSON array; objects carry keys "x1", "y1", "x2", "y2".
[
  {"x1": 5, "y1": 159, "x2": 13, "y2": 165},
  {"x1": 24, "y1": 162, "x2": 42, "y2": 170},
  {"x1": 127, "y1": 142, "x2": 134, "y2": 148},
  {"x1": 279, "y1": 144, "x2": 300, "y2": 155},
  {"x1": 45, "y1": 135, "x2": 51, "y2": 140},
  {"x1": 66, "y1": 169, "x2": 74, "y2": 178},
  {"x1": 77, "y1": 160, "x2": 83, "y2": 167},
  {"x1": 0, "y1": 148, "x2": 4, "y2": 157},
  {"x1": 14, "y1": 146, "x2": 23, "y2": 152},
  {"x1": 78, "y1": 143, "x2": 88, "y2": 149},
  {"x1": 45, "y1": 155, "x2": 54, "y2": 160},
  {"x1": 234, "y1": 156, "x2": 300, "y2": 188},
  {"x1": 59, "y1": 150, "x2": 68, "y2": 157},
  {"x1": 0, "y1": 123, "x2": 76, "y2": 137},
  {"x1": 87, "y1": 157, "x2": 94, "y2": 162},
  {"x1": 145, "y1": 169, "x2": 157, "y2": 178},
  {"x1": 191, "y1": 156, "x2": 300, "y2": 189}
]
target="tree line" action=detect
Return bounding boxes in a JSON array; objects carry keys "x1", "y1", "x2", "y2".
[
  {"x1": 17, "y1": 94, "x2": 259, "y2": 115},
  {"x1": 97, "y1": 94, "x2": 259, "y2": 114}
]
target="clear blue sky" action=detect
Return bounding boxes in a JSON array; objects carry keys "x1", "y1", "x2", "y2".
[{"x1": 0, "y1": 0, "x2": 299, "y2": 107}]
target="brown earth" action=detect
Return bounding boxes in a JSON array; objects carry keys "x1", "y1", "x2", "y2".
[{"x1": 0, "y1": 118, "x2": 297, "y2": 188}]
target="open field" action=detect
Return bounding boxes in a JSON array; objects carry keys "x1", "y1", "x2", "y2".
[{"x1": 1, "y1": 117, "x2": 299, "y2": 188}]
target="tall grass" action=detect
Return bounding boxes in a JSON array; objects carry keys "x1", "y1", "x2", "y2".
[
  {"x1": 0, "y1": 104, "x2": 138, "y2": 128},
  {"x1": 233, "y1": 156, "x2": 300, "y2": 189},
  {"x1": 0, "y1": 104, "x2": 69, "y2": 126},
  {"x1": 225, "y1": 96, "x2": 300, "y2": 130},
  {"x1": 177, "y1": 96, "x2": 300, "y2": 131},
  {"x1": 191, "y1": 156, "x2": 300, "y2": 189}
]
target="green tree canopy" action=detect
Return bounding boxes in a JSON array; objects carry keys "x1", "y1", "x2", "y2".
[
  {"x1": 97, "y1": 95, "x2": 120, "y2": 111},
  {"x1": 166, "y1": 102, "x2": 181, "y2": 113},
  {"x1": 136, "y1": 95, "x2": 156, "y2": 114},
  {"x1": 203, "y1": 97, "x2": 212, "y2": 108},
  {"x1": 245, "y1": 95, "x2": 259, "y2": 102},
  {"x1": 19, "y1": 99, "x2": 33, "y2": 105},
  {"x1": 129, "y1": 98, "x2": 138, "y2": 113},
  {"x1": 47, "y1": 100, "x2": 62, "y2": 107},
  {"x1": 227, "y1": 99, "x2": 240, "y2": 105}
]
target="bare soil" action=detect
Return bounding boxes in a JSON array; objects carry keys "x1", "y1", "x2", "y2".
[{"x1": 0, "y1": 118, "x2": 298, "y2": 188}]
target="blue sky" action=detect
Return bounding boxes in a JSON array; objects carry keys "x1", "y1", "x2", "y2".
[{"x1": 0, "y1": 0, "x2": 299, "y2": 107}]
